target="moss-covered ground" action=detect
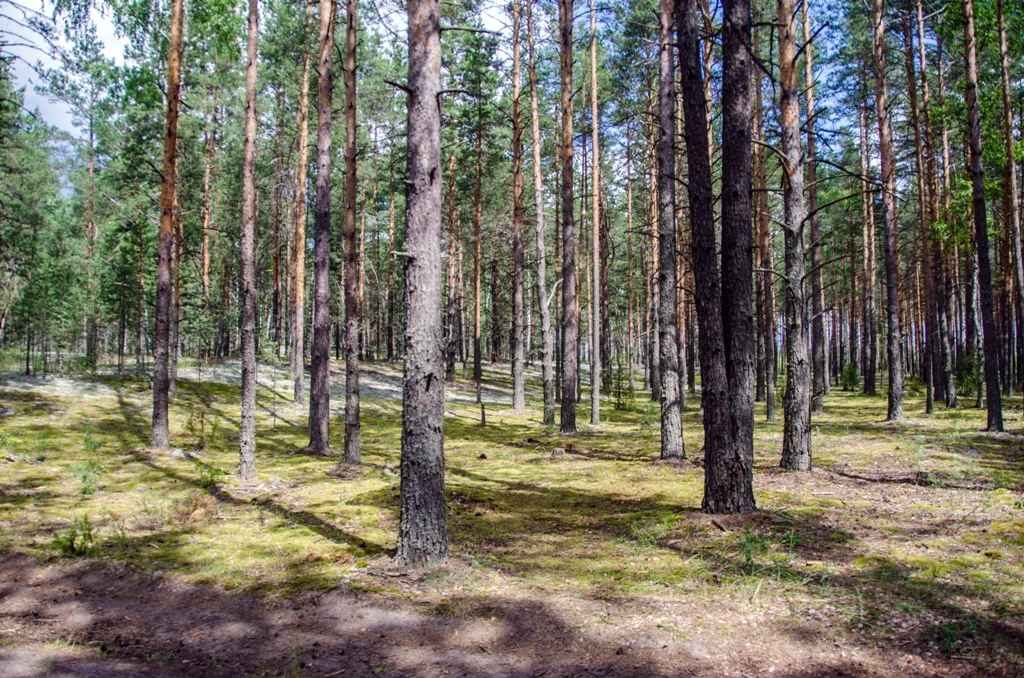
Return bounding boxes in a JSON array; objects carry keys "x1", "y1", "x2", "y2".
[{"x1": 1, "y1": 361, "x2": 1023, "y2": 676}]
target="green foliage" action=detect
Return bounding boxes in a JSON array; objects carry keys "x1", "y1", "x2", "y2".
[
  {"x1": 194, "y1": 460, "x2": 227, "y2": 489},
  {"x1": 53, "y1": 515, "x2": 98, "y2": 556},
  {"x1": 841, "y1": 361, "x2": 860, "y2": 391},
  {"x1": 955, "y1": 352, "x2": 980, "y2": 399}
]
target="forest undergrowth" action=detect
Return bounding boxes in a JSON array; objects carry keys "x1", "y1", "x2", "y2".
[{"x1": 2, "y1": 362, "x2": 1024, "y2": 677}]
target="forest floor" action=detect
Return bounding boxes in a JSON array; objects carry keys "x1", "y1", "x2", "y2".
[{"x1": 1, "y1": 360, "x2": 1024, "y2": 677}]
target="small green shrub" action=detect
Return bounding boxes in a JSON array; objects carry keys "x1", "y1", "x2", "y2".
[
  {"x1": 841, "y1": 362, "x2": 860, "y2": 391},
  {"x1": 194, "y1": 461, "x2": 227, "y2": 489},
  {"x1": 53, "y1": 515, "x2": 98, "y2": 556},
  {"x1": 72, "y1": 460, "x2": 103, "y2": 495}
]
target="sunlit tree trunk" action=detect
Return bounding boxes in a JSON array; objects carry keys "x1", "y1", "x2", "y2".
[
  {"x1": 342, "y1": 0, "x2": 360, "y2": 463},
  {"x1": 238, "y1": 0, "x2": 260, "y2": 478},
  {"x1": 511, "y1": 0, "x2": 526, "y2": 410},
  {"x1": 558, "y1": 0, "x2": 578, "y2": 433},
  {"x1": 397, "y1": 0, "x2": 447, "y2": 566},
  {"x1": 872, "y1": 0, "x2": 904, "y2": 421},
  {"x1": 308, "y1": 0, "x2": 336, "y2": 453},
  {"x1": 589, "y1": 0, "x2": 601, "y2": 424},
  {"x1": 963, "y1": 0, "x2": 1003, "y2": 431},
  {"x1": 778, "y1": 0, "x2": 811, "y2": 470},
  {"x1": 527, "y1": 0, "x2": 555, "y2": 425},
  {"x1": 150, "y1": 0, "x2": 184, "y2": 450},
  {"x1": 291, "y1": 2, "x2": 313, "y2": 404},
  {"x1": 804, "y1": 0, "x2": 826, "y2": 415}
]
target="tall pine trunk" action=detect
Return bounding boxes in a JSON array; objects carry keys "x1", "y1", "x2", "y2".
[
  {"x1": 291, "y1": 2, "x2": 313, "y2": 404},
  {"x1": 342, "y1": 0, "x2": 361, "y2": 463},
  {"x1": 657, "y1": 0, "x2": 683, "y2": 459},
  {"x1": 150, "y1": 0, "x2": 184, "y2": 450},
  {"x1": 778, "y1": 0, "x2": 811, "y2": 470},
  {"x1": 872, "y1": 0, "x2": 904, "y2": 421},
  {"x1": 963, "y1": 0, "x2": 1003, "y2": 431},
  {"x1": 308, "y1": 0, "x2": 335, "y2": 452},
  {"x1": 804, "y1": 0, "x2": 826, "y2": 415},
  {"x1": 397, "y1": 0, "x2": 447, "y2": 566},
  {"x1": 589, "y1": 0, "x2": 601, "y2": 424},
  {"x1": 238, "y1": 0, "x2": 260, "y2": 479},
  {"x1": 527, "y1": 0, "x2": 555, "y2": 426},
  {"x1": 511, "y1": 0, "x2": 526, "y2": 410},
  {"x1": 558, "y1": 0, "x2": 578, "y2": 433}
]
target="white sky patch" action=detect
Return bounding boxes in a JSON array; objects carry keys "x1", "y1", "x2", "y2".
[{"x1": 3, "y1": 6, "x2": 126, "y2": 135}]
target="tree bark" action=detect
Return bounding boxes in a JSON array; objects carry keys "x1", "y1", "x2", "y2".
[
  {"x1": 657, "y1": 0, "x2": 683, "y2": 459},
  {"x1": 963, "y1": 0, "x2": 1003, "y2": 431},
  {"x1": 778, "y1": 0, "x2": 811, "y2": 471},
  {"x1": 398, "y1": 0, "x2": 447, "y2": 566},
  {"x1": 558, "y1": 0, "x2": 578, "y2": 433},
  {"x1": 859, "y1": 99, "x2": 878, "y2": 396},
  {"x1": 342, "y1": 0, "x2": 360, "y2": 463},
  {"x1": 511, "y1": 0, "x2": 526, "y2": 410},
  {"x1": 292, "y1": 2, "x2": 313, "y2": 404},
  {"x1": 804, "y1": 0, "x2": 826, "y2": 415},
  {"x1": 872, "y1": 0, "x2": 904, "y2": 421},
  {"x1": 997, "y1": 0, "x2": 1024, "y2": 414},
  {"x1": 238, "y1": 0, "x2": 260, "y2": 479},
  {"x1": 679, "y1": 0, "x2": 755, "y2": 512},
  {"x1": 589, "y1": 0, "x2": 601, "y2": 425},
  {"x1": 308, "y1": 0, "x2": 336, "y2": 453},
  {"x1": 754, "y1": 24, "x2": 776, "y2": 423},
  {"x1": 527, "y1": 0, "x2": 555, "y2": 426},
  {"x1": 201, "y1": 84, "x2": 218, "y2": 301},
  {"x1": 150, "y1": 0, "x2": 184, "y2": 450}
]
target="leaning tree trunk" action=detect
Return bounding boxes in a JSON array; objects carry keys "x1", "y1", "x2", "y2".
[
  {"x1": 511, "y1": 0, "x2": 526, "y2": 410},
  {"x1": 804, "y1": 0, "x2": 826, "y2": 415},
  {"x1": 150, "y1": 0, "x2": 184, "y2": 451},
  {"x1": 997, "y1": 0, "x2": 1024, "y2": 415},
  {"x1": 872, "y1": 0, "x2": 904, "y2": 421},
  {"x1": 558, "y1": 0, "x2": 578, "y2": 433},
  {"x1": 238, "y1": 0, "x2": 259, "y2": 479},
  {"x1": 589, "y1": 0, "x2": 601, "y2": 425},
  {"x1": 308, "y1": 0, "x2": 335, "y2": 453},
  {"x1": 292, "y1": 1, "x2": 313, "y2": 404},
  {"x1": 341, "y1": 0, "x2": 361, "y2": 463},
  {"x1": 657, "y1": 0, "x2": 683, "y2": 459},
  {"x1": 397, "y1": 0, "x2": 448, "y2": 566},
  {"x1": 527, "y1": 0, "x2": 555, "y2": 426},
  {"x1": 963, "y1": 0, "x2": 1003, "y2": 431},
  {"x1": 778, "y1": 0, "x2": 811, "y2": 471}
]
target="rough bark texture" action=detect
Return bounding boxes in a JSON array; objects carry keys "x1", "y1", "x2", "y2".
[
  {"x1": 511, "y1": 0, "x2": 526, "y2": 411},
  {"x1": 657, "y1": 0, "x2": 683, "y2": 460},
  {"x1": 342, "y1": 0, "x2": 361, "y2": 463},
  {"x1": 238, "y1": 0, "x2": 259, "y2": 479},
  {"x1": 872, "y1": 0, "x2": 904, "y2": 421},
  {"x1": 558, "y1": 0, "x2": 578, "y2": 433},
  {"x1": 718, "y1": 0, "x2": 756, "y2": 496},
  {"x1": 778, "y1": 0, "x2": 811, "y2": 471},
  {"x1": 150, "y1": 0, "x2": 184, "y2": 451},
  {"x1": 308, "y1": 0, "x2": 335, "y2": 452},
  {"x1": 527, "y1": 0, "x2": 555, "y2": 426},
  {"x1": 398, "y1": 0, "x2": 448, "y2": 566},
  {"x1": 998, "y1": 0, "x2": 1024, "y2": 414},
  {"x1": 589, "y1": 0, "x2": 601, "y2": 425},
  {"x1": 804, "y1": 0, "x2": 826, "y2": 415},
  {"x1": 679, "y1": 0, "x2": 754, "y2": 512},
  {"x1": 291, "y1": 5, "x2": 312, "y2": 405},
  {"x1": 963, "y1": 0, "x2": 1003, "y2": 431}
]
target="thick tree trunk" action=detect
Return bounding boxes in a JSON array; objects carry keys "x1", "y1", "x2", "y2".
[
  {"x1": 238, "y1": 0, "x2": 259, "y2": 479},
  {"x1": 657, "y1": 0, "x2": 683, "y2": 459},
  {"x1": 998, "y1": 0, "x2": 1024, "y2": 414},
  {"x1": 872, "y1": 0, "x2": 904, "y2": 421},
  {"x1": 558, "y1": 0, "x2": 578, "y2": 433},
  {"x1": 679, "y1": 0, "x2": 755, "y2": 512},
  {"x1": 150, "y1": 0, "x2": 184, "y2": 450},
  {"x1": 963, "y1": 0, "x2": 1003, "y2": 431},
  {"x1": 292, "y1": 2, "x2": 313, "y2": 404},
  {"x1": 308, "y1": 0, "x2": 335, "y2": 453},
  {"x1": 527, "y1": 0, "x2": 555, "y2": 425},
  {"x1": 342, "y1": 0, "x2": 361, "y2": 463},
  {"x1": 398, "y1": 0, "x2": 447, "y2": 566},
  {"x1": 511, "y1": 0, "x2": 526, "y2": 410},
  {"x1": 778, "y1": 0, "x2": 811, "y2": 471},
  {"x1": 804, "y1": 0, "x2": 826, "y2": 415},
  {"x1": 589, "y1": 0, "x2": 601, "y2": 424},
  {"x1": 719, "y1": 0, "x2": 756, "y2": 489}
]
